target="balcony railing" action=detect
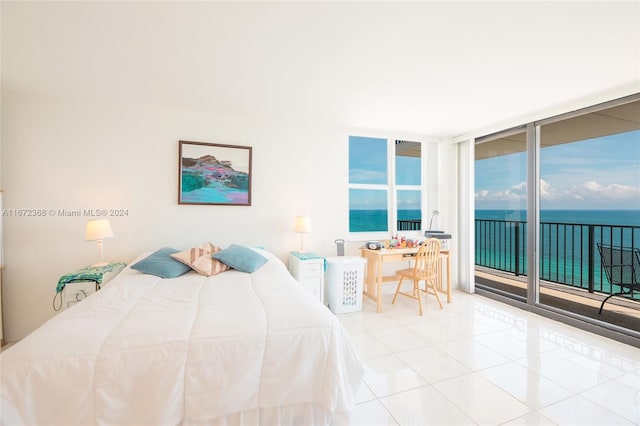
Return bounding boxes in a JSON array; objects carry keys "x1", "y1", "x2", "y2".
[
  {"x1": 397, "y1": 219, "x2": 422, "y2": 231},
  {"x1": 475, "y1": 219, "x2": 640, "y2": 299}
]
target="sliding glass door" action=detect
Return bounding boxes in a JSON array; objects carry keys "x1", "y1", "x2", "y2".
[
  {"x1": 474, "y1": 95, "x2": 640, "y2": 339},
  {"x1": 537, "y1": 99, "x2": 640, "y2": 332},
  {"x1": 474, "y1": 128, "x2": 528, "y2": 301}
]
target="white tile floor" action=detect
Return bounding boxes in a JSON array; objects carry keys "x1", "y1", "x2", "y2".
[{"x1": 331, "y1": 289, "x2": 640, "y2": 426}]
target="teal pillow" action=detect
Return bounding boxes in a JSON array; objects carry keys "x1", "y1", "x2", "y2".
[
  {"x1": 212, "y1": 244, "x2": 268, "y2": 273},
  {"x1": 131, "y1": 247, "x2": 192, "y2": 278}
]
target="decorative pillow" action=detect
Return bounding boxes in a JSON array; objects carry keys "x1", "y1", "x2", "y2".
[
  {"x1": 170, "y1": 242, "x2": 230, "y2": 277},
  {"x1": 130, "y1": 247, "x2": 192, "y2": 278},
  {"x1": 212, "y1": 244, "x2": 268, "y2": 273}
]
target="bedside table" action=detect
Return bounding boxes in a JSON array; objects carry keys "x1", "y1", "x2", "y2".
[
  {"x1": 288, "y1": 252, "x2": 325, "y2": 304},
  {"x1": 55, "y1": 262, "x2": 126, "y2": 310}
]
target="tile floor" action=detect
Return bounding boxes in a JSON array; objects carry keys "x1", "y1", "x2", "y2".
[{"x1": 331, "y1": 289, "x2": 640, "y2": 425}]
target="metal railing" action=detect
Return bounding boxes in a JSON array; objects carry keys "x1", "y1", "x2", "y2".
[
  {"x1": 475, "y1": 219, "x2": 640, "y2": 298},
  {"x1": 397, "y1": 219, "x2": 422, "y2": 231}
]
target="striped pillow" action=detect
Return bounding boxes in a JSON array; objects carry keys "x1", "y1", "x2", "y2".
[{"x1": 171, "y1": 243, "x2": 230, "y2": 276}]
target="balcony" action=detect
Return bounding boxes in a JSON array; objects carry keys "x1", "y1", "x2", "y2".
[{"x1": 475, "y1": 218, "x2": 640, "y2": 332}]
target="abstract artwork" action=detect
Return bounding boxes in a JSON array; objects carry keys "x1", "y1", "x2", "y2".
[{"x1": 178, "y1": 141, "x2": 252, "y2": 206}]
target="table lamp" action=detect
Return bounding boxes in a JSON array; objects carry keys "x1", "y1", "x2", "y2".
[
  {"x1": 293, "y1": 216, "x2": 312, "y2": 252},
  {"x1": 86, "y1": 219, "x2": 114, "y2": 266}
]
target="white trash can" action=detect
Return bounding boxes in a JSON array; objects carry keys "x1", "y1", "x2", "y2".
[{"x1": 326, "y1": 256, "x2": 366, "y2": 314}]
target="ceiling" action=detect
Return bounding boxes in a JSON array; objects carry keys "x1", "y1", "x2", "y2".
[
  {"x1": 2, "y1": 1, "x2": 639, "y2": 138},
  {"x1": 475, "y1": 98, "x2": 640, "y2": 160}
]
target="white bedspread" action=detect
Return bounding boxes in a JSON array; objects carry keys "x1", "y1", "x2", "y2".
[{"x1": 1, "y1": 250, "x2": 364, "y2": 425}]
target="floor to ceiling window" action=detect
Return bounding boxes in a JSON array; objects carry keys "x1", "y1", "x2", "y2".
[
  {"x1": 538, "y1": 100, "x2": 640, "y2": 333},
  {"x1": 474, "y1": 95, "x2": 640, "y2": 340},
  {"x1": 474, "y1": 128, "x2": 528, "y2": 301}
]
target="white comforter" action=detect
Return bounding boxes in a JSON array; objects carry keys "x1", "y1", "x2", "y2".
[{"x1": 1, "y1": 250, "x2": 364, "y2": 425}]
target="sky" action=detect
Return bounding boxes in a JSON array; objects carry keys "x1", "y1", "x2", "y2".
[
  {"x1": 349, "y1": 130, "x2": 640, "y2": 212},
  {"x1": 475, "y1": 130, "x2": 640, "y2": 210},
  {"x1": 349, "y1": 136, "x2": 421, "y2": 211}
]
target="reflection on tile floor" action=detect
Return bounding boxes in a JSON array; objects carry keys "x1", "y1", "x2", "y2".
[{"x1": 331, "y1": 290, "x2": 640, "y2": 426}]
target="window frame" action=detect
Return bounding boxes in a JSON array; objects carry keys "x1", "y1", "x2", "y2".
[{"x1": 348, "y1": 135, "x2": 428, "y2": 240}]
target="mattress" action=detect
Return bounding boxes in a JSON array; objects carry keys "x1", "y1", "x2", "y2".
[{"x1": 1, "y1": 248, "x2": 364, "y2": 425}]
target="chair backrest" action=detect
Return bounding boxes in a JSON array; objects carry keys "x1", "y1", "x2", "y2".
[
  {"x1": 597, "y1": 243, "x2": 640, "y2": 285},
  {"x1": 413, "y1": 238, "x2": 441, "y2": 277}
]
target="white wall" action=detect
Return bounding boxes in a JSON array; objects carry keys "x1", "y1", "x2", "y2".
[
  {"x1": 1, "y1": 90, "x2": 458, "y2": 341},
  {"x1": 437, "y1": 141, "x2": 459, "y2": 289}
]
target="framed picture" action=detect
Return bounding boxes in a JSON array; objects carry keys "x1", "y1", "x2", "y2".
[{"x1": 178, "y1": 140, "x2": 252, "y2": 206}]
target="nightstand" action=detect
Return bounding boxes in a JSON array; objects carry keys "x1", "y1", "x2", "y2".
[
  {"x1": 288, "y1": 252, "x2": 325, "y2": 304},
  {"x1": 55, "y1": 262, "x2": 126, "y2": 310}
]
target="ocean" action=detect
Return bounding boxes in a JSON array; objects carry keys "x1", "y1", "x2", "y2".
[
  {"x1": 350, "y1": 209, "x2": 640, "y2": 231},
  {"x1": 349, "y1": 209, "x2": 420, "y2": 232}
]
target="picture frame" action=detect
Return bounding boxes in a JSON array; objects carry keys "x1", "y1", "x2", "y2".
[{"x1": 178, "y1": 140, "x2": 252, "y2": 206}]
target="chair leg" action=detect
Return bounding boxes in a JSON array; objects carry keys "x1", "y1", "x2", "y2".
[
  {"x1": 598, "y1": 291, "x2": 630, "y2": 314},
  {"x1": 430, "y1": 279, "x2": 444, "y2": 309},
  {"x1": 599, "y1": 294, "x2": 613, "y2": 314},
  {"x1": 415, "y1": 280, "x2": 423, "y2": 316},
  {"x1": 392, "y1": 277, "x2": 404, "y2": 304},
  {"x1": 421, "y1": 279, "x2": 443, "y2": 310}
]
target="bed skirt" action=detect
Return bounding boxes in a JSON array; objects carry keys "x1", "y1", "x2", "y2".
[{"x1": 182, "y1": 402, "x2": 334, "y2": 426}]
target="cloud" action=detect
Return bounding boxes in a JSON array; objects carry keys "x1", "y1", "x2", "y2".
[
  {"x1": 564, "y1": 180, "x2": 640, "y2": 201},
  {"x1": 476, "y1": 179, "x2": 640, "y2": 206},
  {"x1": 539, "y1": 179, "x2": 554, "y2": 199},
  {"x1": 475, "y1": 180, "x2": 529, "y2": 201},
  {"x1": 349, "y1": 169, "x2": 386, "y2": 184}
]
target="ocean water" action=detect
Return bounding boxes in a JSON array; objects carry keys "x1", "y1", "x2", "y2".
[
  {"x1": 349, "y1": 209, "x2": 420, "y2": 232},
  {"x1": 351, "y1": 209, "x2": 640, "y2": 230},
  {"x1": 350, "y1": 209, "x2": 640, "y2": 232}
]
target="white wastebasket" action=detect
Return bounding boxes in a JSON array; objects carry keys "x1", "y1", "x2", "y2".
[{"x1": 325, "y1": 256, "x2": 366, "y2": 314}]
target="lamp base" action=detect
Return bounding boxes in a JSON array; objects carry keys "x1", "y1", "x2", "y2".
[
  {"x1": 91, "y1": 261, "x2": 109, "y2": 267},
  {"x1": 299, "y1": 234, "x2": 307, "y2": 253}
]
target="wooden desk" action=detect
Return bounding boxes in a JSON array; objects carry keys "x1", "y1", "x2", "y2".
[{"x1": 360, "y1": 247, "x2": 451, "y2": 313}]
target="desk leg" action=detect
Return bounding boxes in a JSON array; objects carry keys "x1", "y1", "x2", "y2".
[
  {"x1": 376, "y1": 257, "x2": 383, "y2": 312},
  {"x1": 362, "y1": 253, "x2": 377, "y2": 307},
  {"x1": 446, "y1": 255, "x2": 451, "y2": 303},
  {"x1": 436, "y1": 254, "x2": 452, "y2": 303}
]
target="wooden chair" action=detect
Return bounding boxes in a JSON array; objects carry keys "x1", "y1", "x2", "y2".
[
  {"x1": 392, "y1": 238, "x2": 443, "y2": 315},
  {"x1": 597, "y1": 243, "x2": 640, "y2": 314}
]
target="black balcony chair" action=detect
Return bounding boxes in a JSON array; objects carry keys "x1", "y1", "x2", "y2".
[{"x1": 596, "y1": 243, "x2": 640, "y2": 314}]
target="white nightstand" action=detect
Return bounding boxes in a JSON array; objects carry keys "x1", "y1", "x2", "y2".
[
  {"x1": 288, "y1": 252, "x2": 325, "y2": 304},
  {"x1": 55, "y1": 262, "x2": 126, "y2": 310}
]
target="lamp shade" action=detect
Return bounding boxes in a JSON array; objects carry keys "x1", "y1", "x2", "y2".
[
  {"x1": 86, "y1": 219, "x2": 114, "y2": 241},
  {"x1": 293, "y1": 216, "x2": 312, "y2": 233}
]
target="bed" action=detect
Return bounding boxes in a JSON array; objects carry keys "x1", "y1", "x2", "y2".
[{"x1": 1, "y1": 246, "x2": 364, "y2": 425}]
